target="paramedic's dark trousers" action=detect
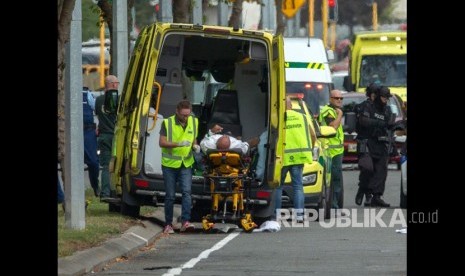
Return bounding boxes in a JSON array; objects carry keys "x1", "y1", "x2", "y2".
[
  {"x1": 84, "y1": 128, "x2": 100, "y2": 196},
  {"x1": 331, "y1": 153, "x2": 343, "y2": 208},
  {"x1": 98, "y1": 133, "x2": 113, "y2": 197}
]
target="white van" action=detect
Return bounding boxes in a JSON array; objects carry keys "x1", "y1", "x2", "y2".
[{"x1": 283, "y1": 37, "x2": 334, "y2": 115}]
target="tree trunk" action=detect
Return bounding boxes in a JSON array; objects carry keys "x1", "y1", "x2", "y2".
[
  {"x1": 275, "y1": 0, "x2": 285, "y2": 35},
  {"x1": 58, "y1": 0, "x2": 77, "y2": 181},
  {"x1": 228, "y1": 0, "x2": 243, "y2": 28},
  {"x1": 173, "y1": 0, "x2": 190, "y2": 23}
]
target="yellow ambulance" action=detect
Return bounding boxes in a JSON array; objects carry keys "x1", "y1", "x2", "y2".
[{"x1": 108, "y1": 23, "x2": 287, "y2": 222}]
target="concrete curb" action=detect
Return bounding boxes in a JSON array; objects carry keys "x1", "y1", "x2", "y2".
[{"x1": 58, "y1": 206, "x2": 181, "y2": 276}]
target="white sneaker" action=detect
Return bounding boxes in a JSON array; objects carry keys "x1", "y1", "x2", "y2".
[
  {"x1": 180, "y1": 221, "x2": 195, "y2": 232},
  {"x1": 163, "y1": 224, "x2": 174, "y2": 234}
]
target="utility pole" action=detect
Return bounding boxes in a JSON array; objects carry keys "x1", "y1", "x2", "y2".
[
  {"x1": 113, "y1": 0, "x2": 129, "y2": 81},
  {"x1": 322, "y1": 0, "x2": 328, "y2": 48},
  {"x1": 261, "y1": 0, "x2": 276, "y2": 31},
  {"x1": 330, "y1": 22, "x2": 336, "y2": 50},
  {"x1": 160, "y1": 0, "x2": 173, "y2": 23},
  {"x1": 295, "y1": 9, "x2": 301, "y2": 36},
  {"x1": 99, "y1": 16, "x2": 105, "y2": 88},
  {"x1": 64, "y1": 0, "x2": 85, "y2": 230},
  {"x1": 308, "y1": 0, "x2": 314, "y2": 37},
  {"x1": 328, "y1": 0, "x2": 338, "y2": 50},
  {"x1": 218, "y1": 0, "x2": 229, "y2": 26},
  {"x1": 192, "y1": 0, "x2": 202, "y2": 25},
  {"x1": 372, "y1": 1, "x2": 378, "y2": 31}
]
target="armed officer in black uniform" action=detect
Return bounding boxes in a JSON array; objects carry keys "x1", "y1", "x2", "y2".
[{"x1": 355, "y1": 86, "x2": 394, "y2": 207}]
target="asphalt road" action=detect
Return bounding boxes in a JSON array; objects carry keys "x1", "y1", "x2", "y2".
[{"x1": 92, "y1": 170, "x2": 407, "y2": 276}]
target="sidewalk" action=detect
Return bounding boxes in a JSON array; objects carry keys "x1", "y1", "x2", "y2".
[{"x1": 58, "y1": 206, "x2": 180, "y2": 276}]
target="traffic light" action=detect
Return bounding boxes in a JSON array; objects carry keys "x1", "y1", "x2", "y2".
[{"x1": 328, "y1": 0, "x2": 338, "y2": 22}]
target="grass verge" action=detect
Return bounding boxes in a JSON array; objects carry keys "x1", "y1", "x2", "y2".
[{"x1": 58, "y1": 189, "x2": 155, "y2": 258}]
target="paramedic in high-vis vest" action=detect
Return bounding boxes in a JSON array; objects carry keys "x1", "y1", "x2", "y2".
[
  {"x1": 319, "y1": 90, "x2": 345, "y2": 210},
  {"x1": 275, "y1": 97, "x2": 314, "y2": 222},
  {"x1": 159, "y1": 100, "x2": 200, "y2": 234}
]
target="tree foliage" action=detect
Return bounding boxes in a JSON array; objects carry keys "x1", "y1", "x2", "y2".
[
  {"x1": 300, "y1": 0, "x2": 393, "y2": 36},
  {"x1": 134, "y1": 0, "x2": 156, "y2": 28},
  {"x1": 97, "y1": 0, "x2": 135, "y2": 74},
  {"x1": 82, "y1": 0, "x2": 102, "y2": 41},
  {"x1": 335, "y1": 0, "x2": 392, "y2": 28}
]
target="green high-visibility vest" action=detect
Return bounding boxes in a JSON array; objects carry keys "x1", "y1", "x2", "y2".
[
  {"x1": 319, "y1": 105, "x2": 344, "y2": 157},
  {"x1": 283, "y1": 110, "x2": 313, "y2": 166},
  {"x1": 161, "y1": 115, "x2": 198, "y2": 168}
]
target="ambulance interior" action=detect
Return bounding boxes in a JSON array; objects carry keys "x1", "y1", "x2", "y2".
[{"x1": 144, "y1": 33, "x2": 271, "y2": 176}]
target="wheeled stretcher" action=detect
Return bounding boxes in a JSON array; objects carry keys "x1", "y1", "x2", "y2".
[{"x1": 201, "y1": 149, "x2": 257, "y2": 232}]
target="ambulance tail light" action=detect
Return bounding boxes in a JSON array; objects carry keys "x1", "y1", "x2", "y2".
[
  {"x1": 256, "y1": 191, "x2": 271, "y2": 199},
  {"x1": 134, "y1": 179, "x2": 149, "y2": 188}
]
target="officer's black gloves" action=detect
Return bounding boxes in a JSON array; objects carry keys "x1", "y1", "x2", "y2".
[{"x1": 376, "y1": 120, "x2": 388, "y2": 128}]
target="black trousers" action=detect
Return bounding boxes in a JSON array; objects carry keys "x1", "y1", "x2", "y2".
[{"x1": 358, "y1": 155, "x2": 389, "y2": 196}]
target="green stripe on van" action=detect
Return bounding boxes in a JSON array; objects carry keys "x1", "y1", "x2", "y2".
[{"x1": 284, "y1": 62, "x2": 325, "y2": 70}]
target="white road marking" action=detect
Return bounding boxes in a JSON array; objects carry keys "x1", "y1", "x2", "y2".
[{"x1": 162, "y1": 232, "x2": 240, "y2": 276}]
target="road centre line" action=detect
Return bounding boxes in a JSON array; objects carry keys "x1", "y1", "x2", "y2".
[{"x1": 162, "y1": 232, "x2": 240, "y2": 276}]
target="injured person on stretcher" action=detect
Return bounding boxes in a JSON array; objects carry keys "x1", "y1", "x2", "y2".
[
  {"x1": 198, "y1": 124, "x2": 265, "y2": 184},
  {"x1": 200, "y1": 124, "x2": 260, "y2": 155},
  {"x1": 200, "y1": 129, "x2": 259, "y2": 232}
]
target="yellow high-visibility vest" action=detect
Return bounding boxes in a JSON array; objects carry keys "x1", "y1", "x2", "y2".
[
  {"x1": 283, "y1": 110, "x2": 313, "y2": 166},
  {"x1": 161, "y1": 115, "x2": 198, "y2": 168},
  {"x1": 319, "y1": 105, "x2": 344, "y2": 157}
]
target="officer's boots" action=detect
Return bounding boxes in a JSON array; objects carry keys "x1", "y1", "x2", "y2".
[
  {"x1": 364, "y1": 193, "x2": 373, "y2": 206},
  {"x1": 372, "y1": 195, "x2": 390, "y2": 207},
  {"x1": 355, "y1": 188, "x2": 364, "y2": 206}
]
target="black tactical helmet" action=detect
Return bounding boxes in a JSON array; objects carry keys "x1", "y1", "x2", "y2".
[
  {"x1": 377, "y1": 86, "x2": 392, "y2": 98},
  {"x1": 366, "y1": 83, "x2": 379, "y2": 97}
]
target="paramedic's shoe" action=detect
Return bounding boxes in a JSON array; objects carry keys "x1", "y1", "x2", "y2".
[
  {"x1": 163, "y1": 224, "x2": 174, "y2": 234},
  {"x1": 180, "y1": 221, "x2": 195, "y2": 232}
]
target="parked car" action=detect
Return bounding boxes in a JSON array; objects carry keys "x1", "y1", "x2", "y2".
[{"x1": 341, "y1": 92, "x2": 406, "y2": 167}]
